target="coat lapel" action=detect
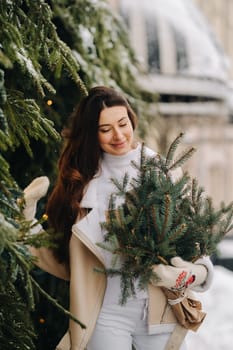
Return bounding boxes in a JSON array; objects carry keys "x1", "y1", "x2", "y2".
[{"x1": 72, "y1": 176, "x2": 106, "y2": 266}]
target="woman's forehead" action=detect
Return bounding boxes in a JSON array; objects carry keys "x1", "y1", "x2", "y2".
[{"x1": 99, "y1": 106, "x2": 128, "y2": 125}]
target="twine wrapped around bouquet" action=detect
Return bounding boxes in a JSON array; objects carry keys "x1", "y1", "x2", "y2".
[
  {"x1": 98, "y1": 133, "x2": 233, "y2": 330},
  {"x1": 161, "y1": 287, "x2": 206, "y2": 331}
]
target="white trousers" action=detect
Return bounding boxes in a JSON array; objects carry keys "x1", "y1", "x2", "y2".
[{"x1": 87, "y1": 299, "x2": 187, "y2": 350}]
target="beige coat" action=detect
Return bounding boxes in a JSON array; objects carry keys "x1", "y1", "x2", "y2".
[
  {"x1": 31, "y1": 176, "x2": 210, "y2": 350},
  {"x1": 32, "y1": 233, "x2": 178, "y2": 350}
]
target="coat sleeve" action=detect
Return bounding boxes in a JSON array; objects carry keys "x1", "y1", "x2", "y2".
[
  {"x1": 191, "y1": 256, "x2": 214, "y2": 292},
  {"x1": 28, "y1": 245, "x2": 70, "y2": 281},
  {"x1": 23, "y1": 218, "x2": 70, "y2": 280},
  {"x1": 21, "y1": 176, "x2": 70, "y2": 280}
]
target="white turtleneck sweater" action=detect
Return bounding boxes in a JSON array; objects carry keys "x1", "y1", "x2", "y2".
[{"x1": 97, "y1": 143, "x2": 155, "y2": 305}]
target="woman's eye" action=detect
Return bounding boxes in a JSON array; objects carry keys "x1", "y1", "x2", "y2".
[
  {"x1": 119, "y1": 123, "x2": 127, "y2": 127},
  {"x1": 99, "y1": 128, "x2": 110, "y2": 133}
]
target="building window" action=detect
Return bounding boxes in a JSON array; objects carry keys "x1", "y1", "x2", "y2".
[
  {"x1": 145, "y1": 15, "x2": 160, "y2": 73},
  {"x1": 171, "y1": 25, "x2": 189, "y2": 72}
]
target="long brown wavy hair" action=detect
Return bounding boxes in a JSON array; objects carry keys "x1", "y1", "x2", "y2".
[{"x1": 46, "y1": 86, "x2": 138, "y2": 263}]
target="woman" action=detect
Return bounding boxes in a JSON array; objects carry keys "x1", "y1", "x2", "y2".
[{"x1": 24, "y1": 86, "x2": 213, "y2": 350}]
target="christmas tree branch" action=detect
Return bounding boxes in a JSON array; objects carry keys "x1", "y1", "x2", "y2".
[{"x1": 30, "y1": 277, "x2": 86, "y2": 329}]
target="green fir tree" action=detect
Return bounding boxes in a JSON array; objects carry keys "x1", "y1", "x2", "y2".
[{"x1": 0, "y1": 0, "x2": 158, "y2": 348}]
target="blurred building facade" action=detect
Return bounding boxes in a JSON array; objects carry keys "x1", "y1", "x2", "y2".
[
  {"x1": 108, "y1": 0, "x2": 233, "y2": 210},
  {"x1": 194, "y1": 0, "x2": 233, "y2": 79},
  {"x1": 193, "y1": 0, "x2": 233, "y2": 119}
]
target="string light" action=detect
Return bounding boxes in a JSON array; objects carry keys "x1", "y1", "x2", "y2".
[
  {"x1": 47, "y1": 99, "x2": 53, "y2": 106},
  {"x1": 42, "y1": 213, "x2": 48, "y2": 221}
]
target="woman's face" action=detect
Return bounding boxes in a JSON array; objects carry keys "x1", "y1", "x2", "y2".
[{"x1": 98, "y1": 106, "x2": 134, "y2": 155}]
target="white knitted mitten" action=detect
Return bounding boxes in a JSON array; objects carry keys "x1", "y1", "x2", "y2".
[
  {"x1": 152, "y1": 257, "x2": 207, "y2": 291},
  {"x1": 23, "y1": 176, "x2": 50, "y2": 221}
]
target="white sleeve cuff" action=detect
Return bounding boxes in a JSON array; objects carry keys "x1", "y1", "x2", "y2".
[{"x1": 191, "y1": 256, "x2": 214, "y2": 292}]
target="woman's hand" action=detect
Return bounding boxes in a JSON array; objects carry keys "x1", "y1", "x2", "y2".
[{"x1": 152, "y1": 257, "x2": 207, "y2": 291}]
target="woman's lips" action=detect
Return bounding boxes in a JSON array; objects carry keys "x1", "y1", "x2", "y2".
[{"x1": 112, "y1": 141, "x2": 126, "y2": 148}]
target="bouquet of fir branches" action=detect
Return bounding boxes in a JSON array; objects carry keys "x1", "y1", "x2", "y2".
[{"x1": 98, "y1": 133, "x2": 233, "y2": 306}]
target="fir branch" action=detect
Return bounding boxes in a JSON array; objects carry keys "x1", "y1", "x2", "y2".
[
  {"x1": 165, "y1": 132, "x2": 184, "y2": 169},
  {"x1": 168, "y1": 147, "x2": 196, "y2": 172},
  {"x1": 150, "y1": 206, "x2": 160, "y2": 237},
  {"x1": 4, "y1": 90, "x2": 60, "y2": 156},
  {"x1": 0, "y1": 210, "x2": 86, "y2": 350},
  {"x1": 0, "y1": 214, "x2": 37, "y2": 349},
  {"x1": 98, "y1": 134, "x2": 233, "y2": 303},
  {"x1": 160, "y1": 194, "x2": 173, "y2": 240},
  {"x1": 0, "y1": 290, "x2": 36, "y2": 350},
  {"x1": 0, "y1": 157, "x2": 13, "y2": 186},
  {"x1": 110, "y1": 173, "x2": 129, "y2": 195},
  {"x1": 31, "y1": 277, "x2": 86, "y2": 329}
]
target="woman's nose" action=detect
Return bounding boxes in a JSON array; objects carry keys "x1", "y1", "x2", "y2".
[{"x1": 113, "y1": 128, "x2": 123, "y2": 139}]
